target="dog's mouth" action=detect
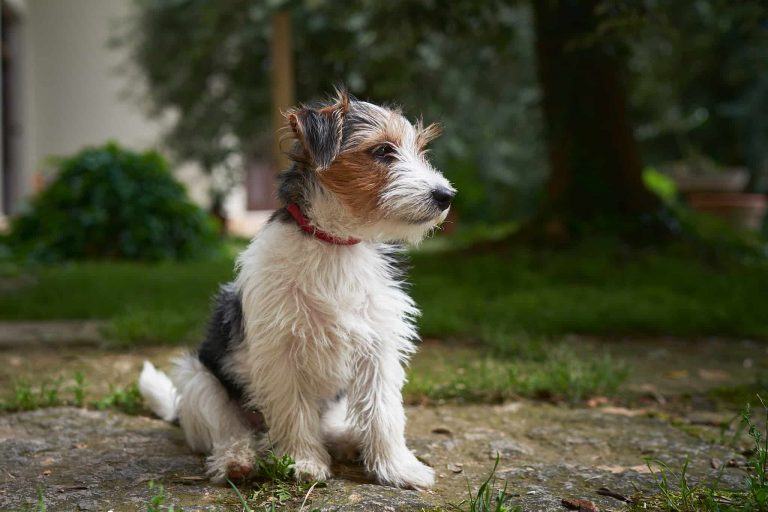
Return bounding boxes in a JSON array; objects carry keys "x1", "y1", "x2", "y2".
[{"x1": 401, "y1": 208, "x2": 449, "y2": 226}]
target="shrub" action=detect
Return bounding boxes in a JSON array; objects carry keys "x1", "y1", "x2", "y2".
[{"x1": 10, "y1": 143, "x2": 219, "y2": 261}]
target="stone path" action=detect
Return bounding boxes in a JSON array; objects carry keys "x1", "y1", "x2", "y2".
[
  {"x1": 0, "y1": 337, "x2": 764, "y2": 511},
  {"x1": 0, "y1": 401, "x2": 748, "y2": 511}
]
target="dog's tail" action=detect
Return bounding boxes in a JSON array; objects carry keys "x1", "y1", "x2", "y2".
[{"x1": 139, "y1": 361, "x2": 180, "y2": 422}]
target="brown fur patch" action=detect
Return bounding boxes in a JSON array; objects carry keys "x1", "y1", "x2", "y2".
[{"x1": 319, "y1": 149, "x2": 390, "y2": 218}]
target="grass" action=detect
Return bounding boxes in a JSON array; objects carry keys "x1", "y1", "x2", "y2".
[
  {"x1": 146, "y1": 481, "x2": 177, "y2": 512},
  {"x1": 710, "y1": 374, "x2": 768, "y2": 412},
  {"x1": 451, "y1": 455, "x2": 520, "y2": 512},
  {"x1": 0, "y1": 373, "x2": 145, "y2": 415},
  {"x1": 1, "y1": 235, "x2": 766, "y2": 347},
  {"x1": 0, "y1": 259, "x2": 234, "y2": 345},
  {"x1": 227, "y1": 452, "x2": 325, "y2": 511},
  {"x1": 92, "y1": 383, "x2": 145, "y2": 415},
  {"x1": 631, "y1": 398, "x2": 768, "y2": 511},
  {"x1": 0, "y1": 373, "x2": 88, "y2": 411},
  {"x1": 410, "y1": 238, "x2": 768, "y2": 339},
  {"x1": 35, "y1": 485, "x2": 46, "y2": 512},
  {"x1": 405, "y1": 340, "x2": 628, "y2": 404}
]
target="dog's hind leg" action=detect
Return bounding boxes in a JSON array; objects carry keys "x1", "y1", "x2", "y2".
[{"x1": 173, "y1": 354, "x2": 257, "y2": 482}]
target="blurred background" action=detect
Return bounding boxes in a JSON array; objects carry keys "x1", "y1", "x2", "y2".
[
  {"x1": 0, "y1": 0, "x2": 767, "y2": 420},
  {"x1": 1, "y1": 2, "x2": 768, "y2": 509}
]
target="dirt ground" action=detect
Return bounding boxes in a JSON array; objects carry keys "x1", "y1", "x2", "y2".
[{"x1": 1, "y1": 333, "x2": 765, "y2": 511}]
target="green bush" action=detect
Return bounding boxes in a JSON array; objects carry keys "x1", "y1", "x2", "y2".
[{"x1": 10, "y1": 143, "x2": 219, "y2": 261}]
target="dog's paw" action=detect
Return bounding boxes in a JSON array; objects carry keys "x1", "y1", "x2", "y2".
[
  {"x1": 291, "y1": 459, "x2": 331, "y2": 482},
  {"x1": 225, "y1": 460, "x2": 253, "y2": 481},
  {"x1": 207, "y1": 438, "x2": 256, "y2": 483},
  {"x1": 207, "y1": 458, "x2": 254, "y2": 483},
  {"x1": 372, "y1": 453, "x2": 435, "y2": 490}
]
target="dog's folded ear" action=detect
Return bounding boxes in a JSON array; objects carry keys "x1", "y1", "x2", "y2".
[{"x1": 287, "y1": 90, "x2": 350, "y2": 171}]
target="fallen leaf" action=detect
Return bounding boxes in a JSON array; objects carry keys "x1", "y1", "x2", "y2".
[
  {"x1": 561, "y1": 497, "x2": 599, "y2": 511},
  {"x1": 596, "y1": 487, "x2": 629, "y2": 502},
  {"x1": 664, "y1": 370, "x2": 689, "y2": 380},
  {"x1": 586, "y1": 396, "x2": 610, "y2": 408},
  {"x1": 600, "y1": 407, "x2": 647, "y2": 417},
  {"x1": 698, "y1": 369, "x2": 730, "y2": 382},
  {"x1": 596, "y1": 465, "x2": 627, "y2": 474},
  {"x1": 73, "y1": 443, "x2": 88, "y2": 449},
  {"x1": 431, "y1": 427, "x2": 452, "y2": 436},
  {"x1": 39, "y1": 457, "x2": 55, "y2": 466},
  {"x1": 42, "y1": 470, "x2": 51, "y2": 476}
]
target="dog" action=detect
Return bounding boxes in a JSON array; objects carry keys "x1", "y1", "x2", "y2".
[{"x1": 139, "y1": 88, "x2": 455, "y2": 490}]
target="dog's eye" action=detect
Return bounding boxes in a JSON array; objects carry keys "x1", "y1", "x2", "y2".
[{"x1": 371, "y1": 144, "x2": 396, "y2": 160}]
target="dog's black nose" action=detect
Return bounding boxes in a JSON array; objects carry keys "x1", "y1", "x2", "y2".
[{"x1": 431, "y1": 187, "x2": 455, "y2": 211}]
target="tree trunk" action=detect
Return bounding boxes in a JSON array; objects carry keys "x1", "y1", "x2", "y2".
[
  {"x1": 270, "y1": 10, "x2": 295, "y2": 175},
  {"x1": 532, "y1": 0, "x2": 658, "y2": 229}
]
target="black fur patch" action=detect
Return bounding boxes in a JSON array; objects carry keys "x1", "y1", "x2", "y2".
[
  {"x1": 197, "y1": 283, "x2": 247, "y2": 401},
  {"x1": 291, "y1": 108, "x2": 343, "y2": 170}
]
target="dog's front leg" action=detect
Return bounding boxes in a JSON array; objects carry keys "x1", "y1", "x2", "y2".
[
  {"x1": 347, "y1": 349, "x2": 434, "y2": 489},
  {"x1": 260, "y1": 374, "x2": 332, "y2": 482}
]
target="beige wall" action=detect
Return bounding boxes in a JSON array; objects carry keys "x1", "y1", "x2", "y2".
[
  {"x1": 1, "y1": 0, "x2": 256, "y2": 230},
  {"x1": 21, "y1": 0, "x2": 164, "y2": 188}
]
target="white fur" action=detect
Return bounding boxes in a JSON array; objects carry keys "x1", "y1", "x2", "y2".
[
  {"x1": 226, "y1": 219, "x2": 434, "y2": 487},
  {"x1": 140, "y1": 103, "x2": 450, "y2": 489},
  {"x1": 139, "y1": 361, "x2": 180, "y2": 422}
]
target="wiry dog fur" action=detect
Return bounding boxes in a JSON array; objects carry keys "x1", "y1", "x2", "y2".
[{"x1": 139, "y1": 89, "x2": 455, "y2": 489}]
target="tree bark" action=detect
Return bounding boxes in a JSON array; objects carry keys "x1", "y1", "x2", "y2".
[
  {"x1": 532, "y1": 0, "x2": 658, "y2": 226},
  {"x1": 270, "y1": 10, "x2": 295, "y2": 175}
]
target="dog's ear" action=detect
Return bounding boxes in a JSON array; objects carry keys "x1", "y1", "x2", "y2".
[
  {"x1": 287, "y1": 90, "x2": 349, "y2": 171},
  {"x1": 416, "y1": 120, "x2": 443, "y2": 148}
]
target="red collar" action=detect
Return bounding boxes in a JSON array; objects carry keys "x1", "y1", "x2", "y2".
[{"x1": 285, "y1": 203, "x2": 361, "y2": 246}]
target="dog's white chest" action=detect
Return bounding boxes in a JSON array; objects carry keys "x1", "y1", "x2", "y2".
[{"x1": 236, "y1": 223, "x2": 416, "y2": 359}]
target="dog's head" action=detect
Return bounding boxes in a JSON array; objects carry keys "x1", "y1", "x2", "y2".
[{"x1": 281, "y1": 88, "x2": 455, "y2": 243}]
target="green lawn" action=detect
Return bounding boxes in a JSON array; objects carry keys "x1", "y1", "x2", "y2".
[
  {"x1": 411, "y1": 240, "x2": 768, "y2": 339},
  {"x1": 0, "y1": 259, "x2": 234, "y2": 344},
  {"x1": 1, "y1": 237, "x2": 767, "y2": 346}
]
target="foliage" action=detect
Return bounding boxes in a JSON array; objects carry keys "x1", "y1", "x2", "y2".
[
  {"x1": 120, "y1": 0, "x2": 545, "y2": 222},
  {"x1": 625, "y1": 1, "x2": 768, "y2": 186},
  {"x1": 252, "y1": 451, "x2": 295, "y2": 482},
  {"x1": 643, "y1": 167, "x2": 677, "y2": 205},
  {"x1": 121, "y1": 0, "x2": 768, "y2": 223},
  {"x1": 10, "y1": 143, "x2": 219, "y2": 262}
]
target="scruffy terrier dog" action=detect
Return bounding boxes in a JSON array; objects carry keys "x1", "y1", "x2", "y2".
[{"x1": 139, "y1": 89, "x2": 455, "y2": 489}]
